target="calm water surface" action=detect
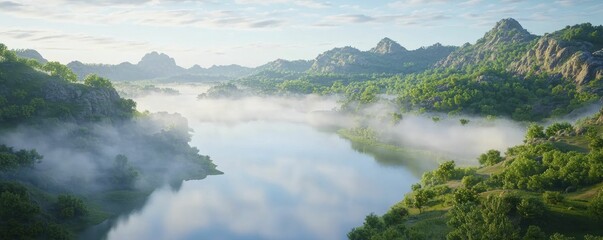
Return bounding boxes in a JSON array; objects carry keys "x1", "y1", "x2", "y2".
[{"x1": 101, "y1": 88, "x2": 437, "y2": 240}]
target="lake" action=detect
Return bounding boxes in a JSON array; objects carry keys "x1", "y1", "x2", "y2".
[{"x1": 93, "y1": 85, "x2": 464, "y2": 240}]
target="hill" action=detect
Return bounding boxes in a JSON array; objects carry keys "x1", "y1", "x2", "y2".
[
  {"x1": 0, "y1": 43, "x2": 221, "y2": 239},
  {"x1": 348, "y1": 112, "x2": 603, "y2": 239}
]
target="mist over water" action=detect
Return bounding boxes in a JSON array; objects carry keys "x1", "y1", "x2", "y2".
[{"x1": 96, "y1": 84, "x2": 538, "y2": 239}]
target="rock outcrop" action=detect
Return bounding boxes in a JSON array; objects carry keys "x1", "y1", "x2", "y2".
[
  {"x1": 437, "y1": 18, "x2": 537, "y2": 68},
  {"x1": 512, "y1": 37, "x2": 603, "y2": 85},
  {"x1": 369, "y1": 38, "x2": 407, "y2": 55},
  {"x1": 42, "y1": 78, "x2": 129, "y2": 121}
]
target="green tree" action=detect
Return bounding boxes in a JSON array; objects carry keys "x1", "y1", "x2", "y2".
[
  {"x1": 382, "y1": 206, "x2": 409, "y2": 226},
  {"x1": 43, "y1": 61, "x2": 77, "y2": 82},
  {"x1": 0, "y1": 145, "x2": 42, "y2": 171},
  {"x1": 525, "y1": 124, "x2": 546, "y2": 142},
  {"x1": 435, "y1": 161, "x2": 456, "y2": 183},
  {"x1": 84, "y1": 74, "x2": 113, "y2": 88},
  {"x1": 517, "y1": 198, "x2": 546, "y2": 219},
  {"x1": 523, "y1": 225, "x2": 546, "y2": 240},
  {"x1": 413, "y1": 189, "x2": 432, "y2": 213},
  {"x1": 542, "y1": 191, "x2": 563, "y2": 204},
  {"x1": 590, "y1": 188, "x2": 603, "y2": 220},
  {"x1": 545, "y1": 122, "x2": 573, "y2": 137},
  {"x1": 478, "y1": 149, "x2": 504, "y2": 166},
  {"x1": 56, "y1": 194, "x2": 87, "y2": 219}
]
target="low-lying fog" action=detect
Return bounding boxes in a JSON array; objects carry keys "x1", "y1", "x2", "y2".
[
  {"x1": 101, "y1": 83, "x2": 603, "y2": 240},
  {"x1": 135, "y1": 84, "x2": 532, "y2": 163}
]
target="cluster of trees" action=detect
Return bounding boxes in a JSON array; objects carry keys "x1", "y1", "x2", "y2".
[
  {"x1": 0, "y1": 144, "x2": 42, "y2": 171},
  {"x1": 218, "y1": 62, "x2": 597, "y2": 121},
  {"x1": 350, "y1": 114, "x2": 603, "y2": 239},
  {"x1": 556, "y1": 23, "x2": 603, "y2": 50},
  {"x1": 498, "y1": 122, "x2": 603, "y2": 191},
  {"x1": 198, "y1": 82, "x2": 244, "y2": 99},
  {"x1": 0, "y1": 44, "x2": 137, "y2": 124},
  {"x1": 0, "y1": 143, "x2": 80, "y2": 240},
  {"x1": 348, "y1": 207, "x2": 415, "y2": 240}
]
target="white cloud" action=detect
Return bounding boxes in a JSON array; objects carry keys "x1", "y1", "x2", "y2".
[
  {"x1": 234, "y1": 0, "x2": 331, "y2": 8},
  {"x1": 0, "y1": 28, "x2": 150, "y2": 50}
]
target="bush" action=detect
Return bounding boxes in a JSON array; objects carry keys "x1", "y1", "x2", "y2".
[
  {"x1": 545, "y1": 122, "x2": 573, "y2": 137},
  {"x1": 543, "y1": 191, "x2": 563, "y2": 204},
  {"x1": 478, "y1": 149, "x2": 504, "y2": 166},
  {"x1": 517, "y1": 198, "x2": 546, "y2": 219},
  {"x1": 56, "y1": 194, "x2": 87, "y2": 219},
  {"x1": 590, "y1": 188, "x2": 603, "y2": 220},
  {"x1": 462, "y1": 175, "x2": 483, "y2": 189},
  {"x1": 83, "y1": 74, "x2": 113, "y2": 89},
  {"x1": 523, "y1": 225, "x2": 546, "y2": 240},
  {"x1": 525, "y1": 124, "x2": 546, "y2": 142}
]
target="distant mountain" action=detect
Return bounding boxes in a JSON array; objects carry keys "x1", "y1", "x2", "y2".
[
  {"x1": 309, "y1": 38, "x2": 456, "y2": 74},
  {"x1": 137, "y1": 51, "x2": 185, "y2": 77},
  {"x1": 369, "y1": 37, "x2": 408, "y2": 55},
  {"x1": 67, "y1": 52, "x2": 252, "y2": 82},
  {"x1": 193, "y1": 64, "x2": 254, "y2": 77},
  {"x1": 13, "y1": 49, "x2": 48, "y2": 64},
  {"x1": 255, "y1": 59, "x2": 313, "y2": 72}
]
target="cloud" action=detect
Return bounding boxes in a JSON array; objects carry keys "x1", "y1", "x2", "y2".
[
  {"x1": 314, "y1": 11, "x2": 451, "y2": 27},
  {"x1": 0, "y1": 1, "x2": 22, "y2": 9},
  {"x1": 0, "y1": 1, "x2": 287, "y2": 29},
  {"x1": 388, "y1": 0, "x2": 449, "y2": 8},
  {"x1": 247, "y1": 19, "x2": 285, "y2": 28},
  {"x1": 234, "y1": 0, "x2": 331, "y2": 9},
  {"x1": 326, "y1": 14, "x2": 376, "y2": 24},
  {"x1": 0, "y1": 29, "x2": 150, "y2": 50}
]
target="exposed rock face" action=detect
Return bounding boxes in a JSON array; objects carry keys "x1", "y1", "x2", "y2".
[
  {"x1": 512, "y1": 37, "x2": 603, "y2": 85},
  {"x1": 42, "y1": 78, "x2": 129, "y2": 121},
  {"x1": 370, "y1": 38, "x2": 407, "y2": 55},
  {"x1": 437, "y1": 18, "x2": 537, "y2": 68},
  {"x1": 310, "y1": 47, "x2": 370, "y2": 73}
]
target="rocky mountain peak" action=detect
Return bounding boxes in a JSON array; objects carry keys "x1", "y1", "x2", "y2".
[
  {"x1": 370, "y1": 37, "x2": 407, "y2": 55},
  {"x1": 482, "y1": 18, "x2": 536, "y2": 45},
  {"x1": 137, "y1": 51, "x2": 178, "y2": 68}
]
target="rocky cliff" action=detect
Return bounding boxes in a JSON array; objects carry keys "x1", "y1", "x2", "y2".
[
  {"x1": 0, "y1": 60, "x2": 132, "y2": 122},
  {"x1": 512, "y1": 36, "x2": 603, "y2": 85},
  {"x1": 43, "y1": 78, "x2": 130, "y2": 121},
  {"x1": 437, "y1": 18, "x2": 537, "y2": 68},
  {"x1": 369, "y1": 37, "x2": 408, "y2": 55}
]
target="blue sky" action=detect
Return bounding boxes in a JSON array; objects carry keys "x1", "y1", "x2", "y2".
[{"x1": 1, "y1": 0, "x2": 602, "y2": 68}]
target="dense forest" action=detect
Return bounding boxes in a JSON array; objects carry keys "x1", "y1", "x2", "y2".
[
  {"x1": 200, "y1": 20, "x2": 603, "y2": 122},
  {"x1": 0, "y1": 44, "x2": 221, "y2": 239}
]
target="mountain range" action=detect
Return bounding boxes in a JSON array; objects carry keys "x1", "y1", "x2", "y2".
[
  {"x1": 15, "y1": 38, "x2": 456, "y2": 82},
  {"x1": 13, "y1": 18, "x2": 603, "y2": 85}
]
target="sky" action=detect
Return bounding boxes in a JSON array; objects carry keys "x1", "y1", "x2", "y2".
[{"x1": 1, "y1": 0, "x2": 602, "y2": 68}]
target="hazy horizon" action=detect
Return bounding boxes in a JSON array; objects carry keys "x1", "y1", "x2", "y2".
[{"x1": 2, "y1": 0, "x2": 602, "y2": 68}]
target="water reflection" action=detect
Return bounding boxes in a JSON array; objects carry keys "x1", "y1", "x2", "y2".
[{"x1": 105, "y1": 121, "x2": 423, "y2": 240}]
